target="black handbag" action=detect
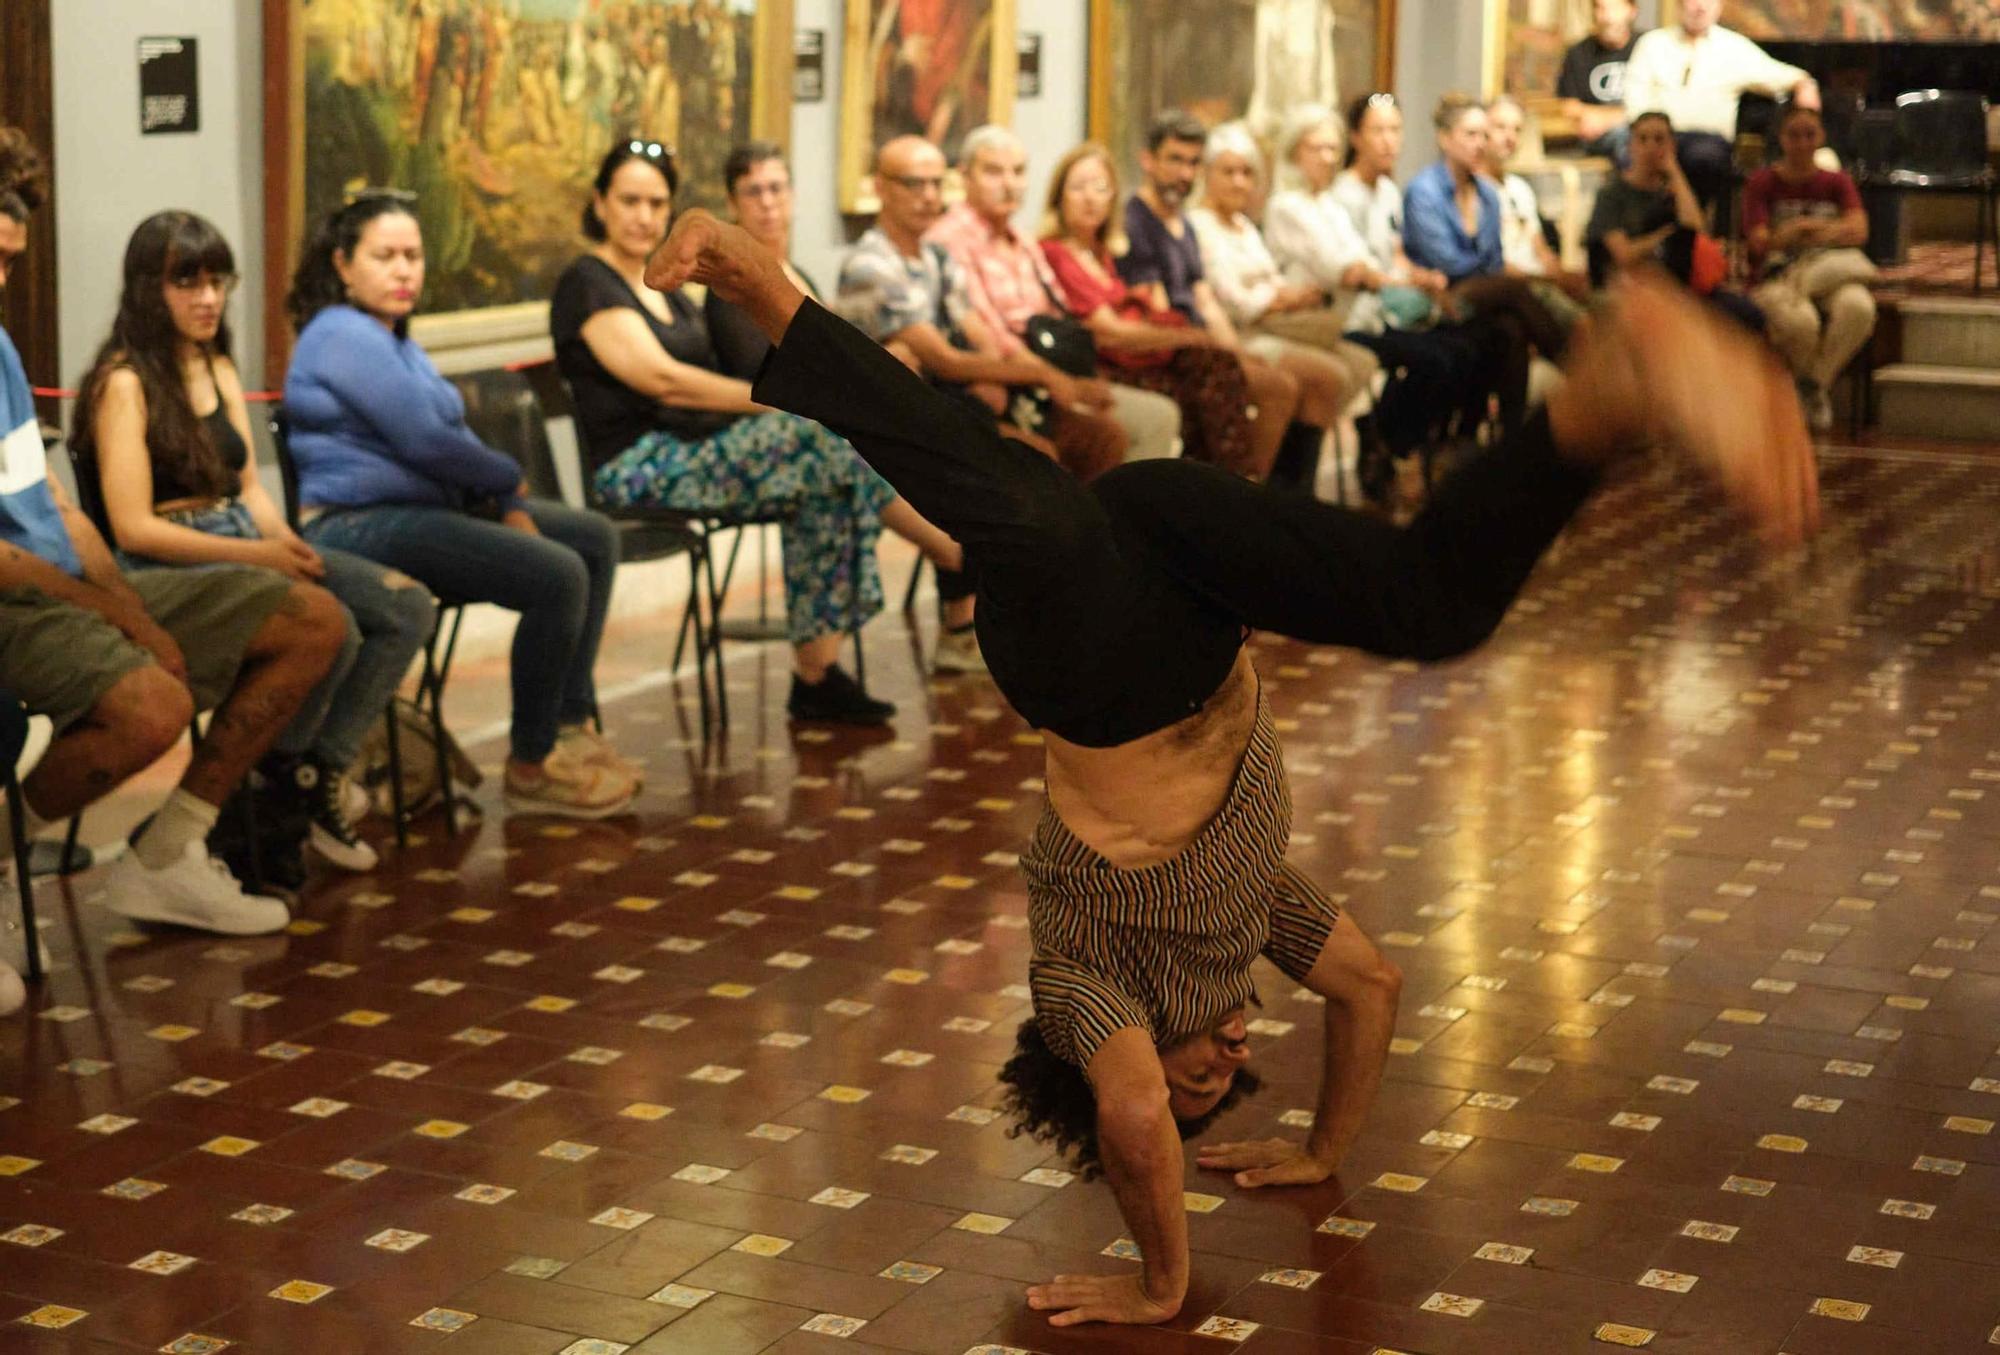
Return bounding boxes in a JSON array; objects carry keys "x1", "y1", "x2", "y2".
[{"x1": 1023, "y1": 313, "x2": 1099, "y2": 377}]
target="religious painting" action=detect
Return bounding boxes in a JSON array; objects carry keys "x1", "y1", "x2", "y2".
[
  {"x1": 1495, "y1": 0, "x2": 1592, "y2": 99},
  {"x1": 1718, "y1": 0, "x2": 2000, "y2": 39},
  {"x1": 838, "y1": 0, "x2": 1017, "y2": 213},
  {"x1": 1088, "y1": 0, "x2": 1396, "y2": 183},
  {"x1": 264, "y1": 0, "x2": 793, "y2": 368}
]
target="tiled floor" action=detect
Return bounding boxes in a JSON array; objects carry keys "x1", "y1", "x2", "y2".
[{"x1": 6, "y1": 443, "x2": 2000, "y2": 1355}]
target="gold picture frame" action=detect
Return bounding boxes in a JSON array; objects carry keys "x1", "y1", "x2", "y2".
[
  {"x1": 838, "y1": 0, "x2": 1018, "y2": 215},
  {"x1": 262, "y1": 0, "x2": 795, "y2": 377},
  {"x1": 1088, "y1": 0, "x2": 1398, "y2": 178}
]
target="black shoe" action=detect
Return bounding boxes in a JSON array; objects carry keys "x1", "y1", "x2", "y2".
[
  {"x1": 205, "y1": 775, "x2": 307, "y2": 898},
  {"x1": 289, "y1": 755, "x2": 379, "y2": 873},
  {"x1": 787, "y1": 665, "x2": 895, "y2": 725}
]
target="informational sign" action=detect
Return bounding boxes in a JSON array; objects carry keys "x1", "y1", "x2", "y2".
[
  {"x1": 1018, "y1": 33, "x2": 1043, "y2": 99},
  {"x1": 139, "y1": 37, "x2": 200, "y2": 135},
  {"x1": 794, "y1": 29, "x2": 826, "y2": 104}
]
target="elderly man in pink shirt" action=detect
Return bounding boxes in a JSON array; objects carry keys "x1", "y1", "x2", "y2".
[{"x1": 927, "y1": 126, "x2": 1182, "y2": 462}]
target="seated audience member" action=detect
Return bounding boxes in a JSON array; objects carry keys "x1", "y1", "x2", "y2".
[
  {"x1": 1743, "y1": 103, "x2": 1875, "y2": 432},
  {"x1": 1117, "y1": 111, "x2": 1313, "y2": 481},
  {"x1": 1187, "y1": 122, "x2": 1378, "y2": 490},
  {"x1": 1404, "y1": 95, "x2": 1569, "y2": 432},
  {"x1": 549, "y1": 142, "x2": 963, "y2": 720},
  {"x1": 1586, "y1": 112, "x2": 1765, "y2": 334},
  {"x1": 837, "y1": 134, "x2": 1123, "y2": 486},
  {"x1": 1482, "y1": 96, "x2": 1588, "y2": 325},
  {"x1": 1038, "y1": 144, "x2": 1268, "y2": 479},
  {"x1": 286, "y1": 192, "x2": 639, "y2": 813},
  {"x1": 925, "y1": 125, "x2": 1182, "y2": 462},
  {"x1": 0, "y1": 127, "x2": 345, "y2": 983},
  {"x1": 1622, "y1": 0, "x2": 1817, "y2": 207},
  {"x1": 75, "y1": 211, "x2": 436, "y2": 887},
  {"x1": 1263, "y1": 97, "x2": 1478, "y2": 485},
  {"x1": 1558, "y1": 0, "x2": 1645, "y2": 160},
  {"x1": 705, "y1": 142, "x2": 818, "y2": 378}
]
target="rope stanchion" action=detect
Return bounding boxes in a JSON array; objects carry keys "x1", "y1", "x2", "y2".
[{"x1": 34, "y1": 385, "x2": 283, "y2": 403}]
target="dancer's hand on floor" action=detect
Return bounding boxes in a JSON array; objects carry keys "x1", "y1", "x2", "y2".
[
  {"x1": 1026, "y1": 1271, "x2": 1183, "y2": 1326},
  {"x1": 1196, "y1": 1137, "x2": 1335, "y2": 1188}
]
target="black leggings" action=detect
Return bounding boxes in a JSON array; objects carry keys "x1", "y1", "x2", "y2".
[{"x1": 753, "y1": 300, "x2": 1602, "y2": 747}]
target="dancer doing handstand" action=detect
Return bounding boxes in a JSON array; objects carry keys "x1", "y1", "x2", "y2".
[{"x1": 648, "y1": 211, "x2": 1818, "y2": 1327}]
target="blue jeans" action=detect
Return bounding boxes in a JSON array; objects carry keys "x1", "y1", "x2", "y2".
[
  {"x1": 129, "y1": 501, "x2": 437, "y2": 769},
  {"x1": 303, "y1": 499, "x2": 619, "y2": 764}
]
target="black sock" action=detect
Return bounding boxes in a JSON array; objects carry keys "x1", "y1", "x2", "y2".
[{"x1": 1268, "y1": 421, "x2": 1324, "y2": 492}]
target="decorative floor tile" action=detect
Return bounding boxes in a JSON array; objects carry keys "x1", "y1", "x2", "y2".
[
  {"x1": 20, "y1": 1304, "x2": 86, "y2": 1328},
  {"x1": 881, "y1": 1261, "x2": 943, "y2": 1284},
  {"x1": 130, "y1": 1250, "x2": 198, "y2": 1275},
  {"x1": 800, "y1": 1314, "x2": 868, "y2": 1337},
  {"x1": 365, "y1": 1229, "x2": 429, "y2": 1252},
  {"x1": 269, "y1": 1280, "x2": 333, "y2": 1304},
  {"x1": 1595, "y1": 1324, "x2": 1656, "y2": 1347},
  {"x1": 732, "y1": 1234, "x2": 794, "y2": 1256},
  {"x1": 1190, "y1": 1316, "x2": 1260, "y2": 1341},
  {"x1": 1420, "y1": 1292, "x2": 1484, "y2": 1317},
  {"x1": 409, "y1": 1308, "x2": 476, "y2": 1332}
]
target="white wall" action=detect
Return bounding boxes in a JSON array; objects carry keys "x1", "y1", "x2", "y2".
[
  {"x1": 52, "y1": 0, "x2": 266, "y2": 394},
  {"x1": 1392, "y1": 0, "x2": 1487, "y2": 182}
]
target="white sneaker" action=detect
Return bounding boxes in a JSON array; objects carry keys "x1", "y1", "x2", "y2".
[
  {"x1": 99, "y1": 843, "x2": 291, "y2": 935},
  {"x1": 0, "y1": 958, "x2": 21, "y2": 1016}
]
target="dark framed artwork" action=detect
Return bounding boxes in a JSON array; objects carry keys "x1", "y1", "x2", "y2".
[
  {"x1": 263, "y1": 0, "x2": 794, "y2": 375},
  {"x1": 838, "y1": 0, "x2": 1017, "y2": 213},
  {"x1": 1088, "y1": 0, "x2": 1397, "y2": 180}
]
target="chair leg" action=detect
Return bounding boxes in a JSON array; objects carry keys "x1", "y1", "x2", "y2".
[
  {"x1": 59, "y1": 814, "x2": 85, "y2": 875},
  {"x1": 900, "y1": 556, "x2": 926, "y2": 615},
  {"x1": 384, "y1": 700, "x2": 408, "y2": 851},
  {"x1": 8, "y1": 777, "x2": 43, "y2": 983},
  {"x1": 684, "y1": 547, "x2": 715, "y2": 741},
  {"x1": 849, "y1": 521, "x2": 866, "y2": 690},
  {"x1": 701, "y1": 540, "x2": 732, "y2": 729}
]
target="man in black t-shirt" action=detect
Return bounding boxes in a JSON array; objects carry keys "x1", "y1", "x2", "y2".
[{"x1": 1557, "y1": 0, "x2": 1643, "y2": 161}]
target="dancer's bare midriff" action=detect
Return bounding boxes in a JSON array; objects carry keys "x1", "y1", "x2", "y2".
[{"x1": 1042, "y1": 650, "x2": 1260, "y2": 870}]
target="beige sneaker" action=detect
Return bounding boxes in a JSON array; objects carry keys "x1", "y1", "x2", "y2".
[
  {"x1": 557, "y1": 723, "x2": 646, "y2": 789},
  {"x1": 504, "y1": 750, "x2": 636, "y2": 819},
  {"x1": 933, "y1": 626, "x2": 988, "y2": 675}
]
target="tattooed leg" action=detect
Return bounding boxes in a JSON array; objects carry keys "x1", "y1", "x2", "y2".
[
  {"x1": 21, "y1": 667, "x2": 196, "y2": 820},
  {"x1": 181, "y1": 585, "x2": 349, "y2": 807}
]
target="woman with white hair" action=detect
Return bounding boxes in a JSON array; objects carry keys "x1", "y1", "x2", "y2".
[
  {"x1": 1187, "y1": 121, "x2": 1379, "y2": 480},
  {"x1": 1263, "y1": 99, "x2": 1483, "y2": 496}
]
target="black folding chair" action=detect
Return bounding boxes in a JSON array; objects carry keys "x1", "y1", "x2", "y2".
[
  {"x1": 518, "y1": 363, "x2": 868, "y2": 734},
  {"x1": 268, "y1": 411, "x2": 450, "y2": 843},
  {"x1": 1, "y1": 691, "x2": 45, "y2": 983},
  {"x1": 1861, "y1": 89, "x2": 1998, "y2": 294}
]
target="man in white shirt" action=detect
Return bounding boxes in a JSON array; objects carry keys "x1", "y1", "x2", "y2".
[{"x1": 1622, "y1": 0, "x2": 1818, "y2": 206}]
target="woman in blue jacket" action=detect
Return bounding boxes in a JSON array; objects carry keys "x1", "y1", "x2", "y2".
[{"x1": 284, "y1": 193, "x2": 638, "y2": 819}]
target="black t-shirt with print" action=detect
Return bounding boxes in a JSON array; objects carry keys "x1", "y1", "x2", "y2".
[{"x1": 1557, "y1": 31, "x2": 1643, "y2": 105}]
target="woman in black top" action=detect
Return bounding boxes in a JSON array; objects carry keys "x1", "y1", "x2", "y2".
[
  {"x1": 73, "y1": 211, "x2": 438, "y2": 882},
  {"x1": 550, "y1": 142, "x2": 962, "y2": 724}
]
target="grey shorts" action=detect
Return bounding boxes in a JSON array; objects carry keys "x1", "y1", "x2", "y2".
[{"x1": 0, "y1": 566, "x2": 292, "y2": 734}]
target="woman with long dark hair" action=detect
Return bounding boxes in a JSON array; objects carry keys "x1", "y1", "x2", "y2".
[
  {"x1": 284, "y1": 192, "x2": 639, "y2": 819},
  {"x1": 74, "y1": 210, "x2": 437, "y2": 880},
  {"x1": 548, "y1": 141, "x2": 963, "y2": 724}
]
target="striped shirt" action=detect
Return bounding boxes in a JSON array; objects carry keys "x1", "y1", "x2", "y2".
[{"x1": 1023, "y1": 691, "x2": 1341, "y2": 1067}]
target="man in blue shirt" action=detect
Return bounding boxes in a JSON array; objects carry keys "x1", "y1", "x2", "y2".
[{"x1": 0, "y1": 128, "x2": 349, "y2": 1012}]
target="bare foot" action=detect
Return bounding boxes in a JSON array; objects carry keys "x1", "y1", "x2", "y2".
[{"x1": 1551, "y1": 275, "x2": 1820, "y2": 548}]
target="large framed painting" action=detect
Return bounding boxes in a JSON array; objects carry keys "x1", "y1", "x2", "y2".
[
  {"x1": 838, "y1": 0, "x2": 1017, "y2": 213},
  {"x1": 1716, "y1": 0, "x2": 2000, "y2": 39},
  {"x1": 263, "y1": 0, "x2": 794, "y2": 375},
  {"x1": 1489, "y1": 0, "x2": 1591, "y2": 101},
  {"x1": 1088, "y1": 0, "x2": 1397, "y2": 181}
]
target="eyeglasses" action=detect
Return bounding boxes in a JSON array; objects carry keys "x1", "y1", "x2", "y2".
[
  {"x1": 166, "y1": 271, "x2": 239, "y2": 295},
  {"x1": 1366, "y1": 93, "x2": 1398, "y2": 109},
  {"x1": 345, "y1": 186, "x2": 417, "y2": 206},
  {"x1": 627, "y1": 139, "x2": 674, "y2": 160},
  {"x1": 885, "y1": 174, "x2": 944, "y2": 192}
]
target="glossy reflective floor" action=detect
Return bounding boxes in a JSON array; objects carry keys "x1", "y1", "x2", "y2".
[{"x1": 5, "y1": 446, "x2": 2000, "y2": 1355}]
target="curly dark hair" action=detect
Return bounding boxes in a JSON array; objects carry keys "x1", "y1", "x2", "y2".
[
  {"x1": 71, "y1": 212, "x2": 240, "y2": 508},
  {"x1": 996, "y1": 1018, "x2": 1264, "y2": 1180},
  {"x1": 0, "y1": 126, "x2": 48, "y2": 224},
  {"x1": 286, "y1": 192, "x2": 419, "y2": 335}
]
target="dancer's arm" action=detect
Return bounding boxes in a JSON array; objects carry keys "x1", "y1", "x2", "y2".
[
  {"x1": 1198, "y1": 907, "x2": 1402, "y2": 1187},
  {"x1": 1025, "y1": 1029, "x2": 1189, "y2": 1327}
]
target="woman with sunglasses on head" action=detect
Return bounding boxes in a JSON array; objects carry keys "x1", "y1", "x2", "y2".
[
  {"x1": 285, "y1": 191, "x2": 640, "y2": 819},
  {"x1": 549, "y1": 140, "x2": 964, "y2": 725},
  {"x1": 74, "y1": 210, "x2": 437, "y2": 883}
]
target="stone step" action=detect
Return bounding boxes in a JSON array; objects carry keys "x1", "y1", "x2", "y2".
[
  {"x1": 1898, "y1": 296, "x2": 2000, "y2": 370},
  {"x1": 1874, "y1": 363, "x2": 2000, "y2": 442}
]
